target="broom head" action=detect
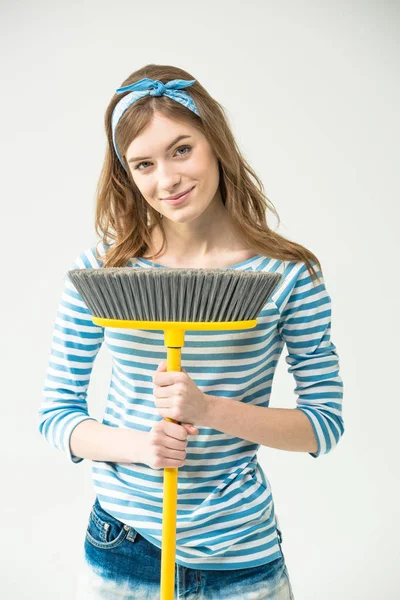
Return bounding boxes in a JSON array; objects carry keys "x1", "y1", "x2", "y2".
[{"x1": 67, "y1": 267, "x2": 282, "y2": 324}]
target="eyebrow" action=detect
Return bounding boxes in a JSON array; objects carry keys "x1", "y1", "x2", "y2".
[{"x1": 127, "y1": 134, "x2": 192, "y2": 164}]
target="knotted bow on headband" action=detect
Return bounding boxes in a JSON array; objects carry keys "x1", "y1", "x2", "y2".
[{"x1": 111, "y1": 77, "x2": 200, "y2": 171}]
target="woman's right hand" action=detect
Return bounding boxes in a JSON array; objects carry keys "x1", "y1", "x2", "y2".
[{"x1": 139, "y1": 419, "x2": 199, "y2": 470}]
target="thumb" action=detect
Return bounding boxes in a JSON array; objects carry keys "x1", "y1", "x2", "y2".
[
  {"x1": 156, "y1": 361, "x2": 167, "y2": 371},
  {"x1": 183, "y1": 423, "x2": 199, "y2": 435}
]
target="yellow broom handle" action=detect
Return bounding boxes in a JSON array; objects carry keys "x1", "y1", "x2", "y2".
[{"x1": 160, "y1": 345, "x2": 182, "y2": 600}]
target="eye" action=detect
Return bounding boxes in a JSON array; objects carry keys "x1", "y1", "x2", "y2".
[
  {"x1": 134, "y1": 145, "x2": 192, "y2": 170},
  {"x1": 175, "y1": 145, "x2": 191, "y2": 157},
  {"x1": 134, "y1": 161, "x2": 151, "y2": 171}
]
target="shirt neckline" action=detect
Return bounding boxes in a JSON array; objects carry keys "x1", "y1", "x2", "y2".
[{"x1": 134, "y1": 254, "x2": 263, "y2": 270}]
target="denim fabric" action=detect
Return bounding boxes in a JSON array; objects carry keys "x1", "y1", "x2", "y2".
[{"x1": 75, "y1": 497, "x2": 295, "y2": 599}]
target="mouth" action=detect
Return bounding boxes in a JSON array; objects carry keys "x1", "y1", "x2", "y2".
[{"x1": 162, "y1": 186, "x2": 195, "y2": 206}]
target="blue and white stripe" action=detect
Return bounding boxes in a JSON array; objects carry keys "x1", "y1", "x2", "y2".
[{"x1": 39, "y1": 242, "x2": 344, "y2": 569}]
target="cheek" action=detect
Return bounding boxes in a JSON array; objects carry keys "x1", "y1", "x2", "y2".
[
  {"x1": 193, "y1": 154, "x2": 218, "y2": 186},
  {"x1": 131, "y1": 176, "x2": 154, "y2": 202},
  {"x1": 203, "y1": 150, "x2": 219, "y2": 176},
  {"x1": 202, "y1": 159, "x2": 220, "y2": 192}
]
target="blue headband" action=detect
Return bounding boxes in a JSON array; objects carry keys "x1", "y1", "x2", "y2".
[{"x1": 111, "y1": 77, "x2": 200, "y2": 171}]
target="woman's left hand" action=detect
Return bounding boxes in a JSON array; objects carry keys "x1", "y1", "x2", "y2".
[{"x1": 153, "y1": 361, "x2": 209, "y2": 427}]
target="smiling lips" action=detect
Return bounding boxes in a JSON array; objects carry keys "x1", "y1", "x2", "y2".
[
  {"x1": 162, "y1": 186, "x2": 194, "y2": 205},
  {"x1": 162, "y1": 186, "x2": 194, "y2": 201}
]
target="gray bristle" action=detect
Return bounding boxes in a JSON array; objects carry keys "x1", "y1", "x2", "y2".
[{"x1": 67, "y1": 268, "x2": 282, "y2": 322}]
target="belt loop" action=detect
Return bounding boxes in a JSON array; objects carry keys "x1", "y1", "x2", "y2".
[
  {"x1": 125, "y1": 525, "x2": 138, "y2": 542},
  {"x1": 277, "y1": 528, "x2": 283, "y2": 544}
]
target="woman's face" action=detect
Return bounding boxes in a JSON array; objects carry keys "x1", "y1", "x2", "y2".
[{"x1": 125, "y1": 112, "x2": 221, "y2": 223}]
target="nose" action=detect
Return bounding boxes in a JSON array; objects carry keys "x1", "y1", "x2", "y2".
[{"x1": 157, "y1": 165, "x2": 182, "y2": 197}]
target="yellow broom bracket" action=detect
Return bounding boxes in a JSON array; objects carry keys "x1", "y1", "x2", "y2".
[{"x1": 92, "y1": 317, "x2": 257, "y2": 332}]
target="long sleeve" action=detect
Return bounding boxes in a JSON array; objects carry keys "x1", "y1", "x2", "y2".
[
  {"x1": 274, "y1": 260, "x2": 344, "y2": 458},
  {"x1": 38, "y1": 247, "x2": 105, "y2": 463}
]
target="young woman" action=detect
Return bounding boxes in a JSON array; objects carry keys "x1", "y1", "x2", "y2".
[{"x1": 39, "y1": 64, "x2": 344, "y2": 599}]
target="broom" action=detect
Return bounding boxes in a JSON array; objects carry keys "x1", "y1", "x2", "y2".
[{"x1": 67, "y1": 265, "x2": 282, "y2": 600}]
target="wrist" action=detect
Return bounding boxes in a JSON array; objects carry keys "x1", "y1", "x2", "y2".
[
  {"x1": 120, "y1": 427, "x2": 146, "y2": 464},
  {"x1": 202, "y1": 392, "x2": 214, "y2": 428}
]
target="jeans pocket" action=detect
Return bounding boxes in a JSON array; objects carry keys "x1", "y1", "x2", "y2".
[{"x1": 85, "y1": 498, "x2": 131, "y2": 550}]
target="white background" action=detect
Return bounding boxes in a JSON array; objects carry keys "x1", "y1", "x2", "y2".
[{"x1": 1, "y1": 1, "x2": 399, "y2": 598}]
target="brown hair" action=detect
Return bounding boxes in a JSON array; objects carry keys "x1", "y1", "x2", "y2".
[{"x1": 94, "y1": 63, "x2": 321, "y2": 283}]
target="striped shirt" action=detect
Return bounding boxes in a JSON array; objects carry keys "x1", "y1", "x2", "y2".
[{"x1": 38, "y1": 241, "x2": 344, "y2": 570}]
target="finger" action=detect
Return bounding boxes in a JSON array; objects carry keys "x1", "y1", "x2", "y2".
[
  {"x1": 165, "y1": 421, "x2": 187, "y2": 440},
  {"x1": 154, "y1": 382, "x2": 181, "y2": 398},
  {"x1": 154, "y1": 372, "x2": 183, "y2": 386},
  {"x1": 154, "y1": 398, "x2": 171, "y2": 409}
]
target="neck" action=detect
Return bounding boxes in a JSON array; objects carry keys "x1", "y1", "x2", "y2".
[{"x1": 152, "y1": 195, "x2": 245, "y2": 262}]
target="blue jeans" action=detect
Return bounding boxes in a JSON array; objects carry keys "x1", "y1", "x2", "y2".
[{"x1": 75, "y1": 496, "x2": 295, "y2": 599}]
